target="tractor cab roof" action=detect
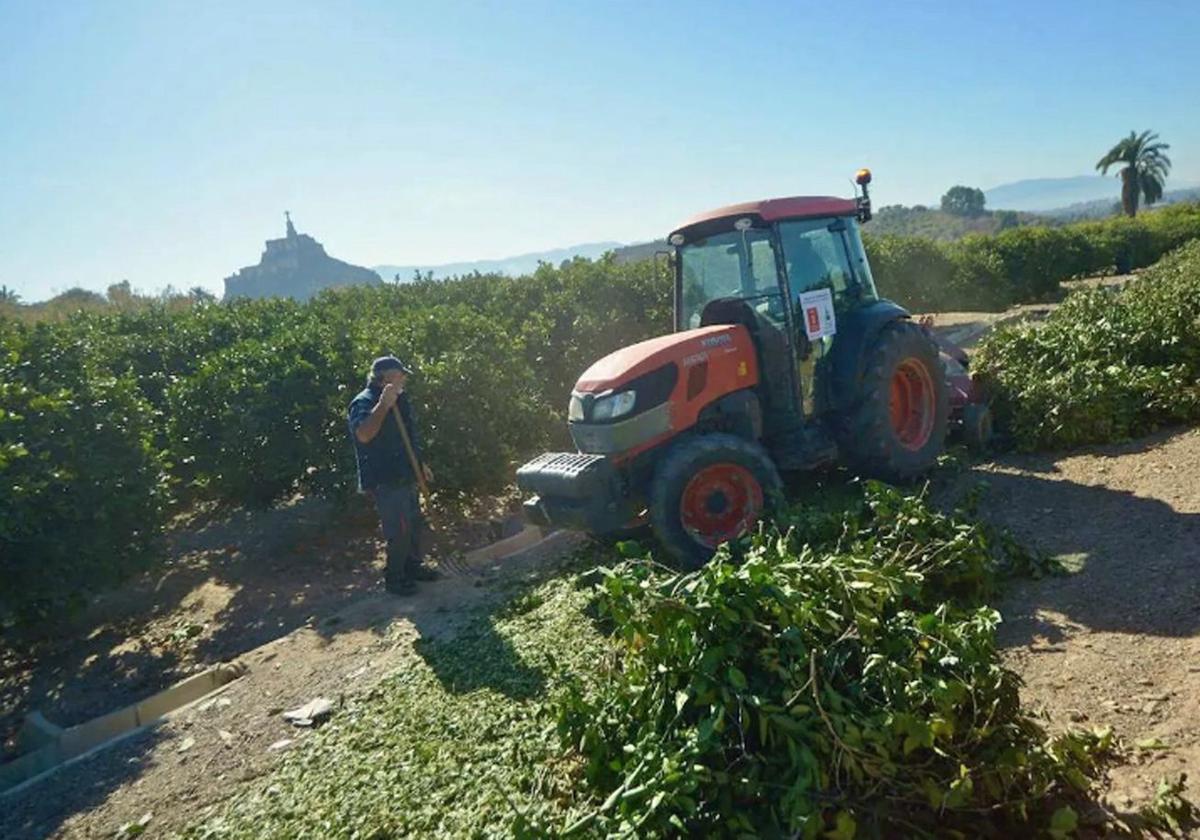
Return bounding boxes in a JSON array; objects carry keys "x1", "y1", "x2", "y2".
[{"x1": 669, "y1": 196, "x2": 859, "y2": 243}]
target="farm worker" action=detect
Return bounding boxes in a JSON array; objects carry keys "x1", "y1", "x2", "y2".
[{"x1": 347, "y1": 355, "x2": 437, "y2": 595}]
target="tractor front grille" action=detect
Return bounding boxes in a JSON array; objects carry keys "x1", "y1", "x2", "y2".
[{"x1": 516, "y1": 452, "x2": 615, "y2": 501}]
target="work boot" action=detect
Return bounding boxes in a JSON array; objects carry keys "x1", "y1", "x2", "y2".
[
  {"x1": 385, "y1": 576, "x2": 417, "y2": 596},
  {"x1": 385, "y1": 539, "x2": 417, "y2": 595},
  {"x1": 407, "y1": 559, "x2": 441, "y2": 582}
]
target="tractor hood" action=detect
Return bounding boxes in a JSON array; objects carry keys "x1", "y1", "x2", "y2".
[
  {"x1": 575, "y1": 324, "x2": 752, "y2": 393},
  {"x1": 568, "y1": 323, "x2": 760, "y2": 458}
]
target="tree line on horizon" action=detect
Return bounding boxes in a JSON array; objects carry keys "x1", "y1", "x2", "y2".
[{"x1": 0, "y1": 130, "x2": 1176, "y2": 314}]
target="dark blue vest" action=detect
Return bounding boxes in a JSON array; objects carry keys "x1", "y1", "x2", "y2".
[{"x1": 347, "y1": 387, "x2": 421, "y2": 491}]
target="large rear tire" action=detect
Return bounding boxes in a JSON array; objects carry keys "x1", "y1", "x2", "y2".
[
  {"x1": 649, "y1": 433, "x2": 782, "y2": 570},
  {"x1": 839, "y1": 320, "x2": 949, "y2": 482}
]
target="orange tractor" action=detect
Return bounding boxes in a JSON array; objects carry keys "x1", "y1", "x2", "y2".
[{"x1": 518, "y1": 171, "x2": 958, "y2": 566}]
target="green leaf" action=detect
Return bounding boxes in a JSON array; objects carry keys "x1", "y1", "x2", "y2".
[
  {"x1": 615, "y1": 540, "x2": 643, "y2": 558},
  {"x1": 1049, "y1": 805, "x2": 1078, "y2": 838},
  {"x1": 825, "y1": 810, "x2": 856, "y2": 840}
]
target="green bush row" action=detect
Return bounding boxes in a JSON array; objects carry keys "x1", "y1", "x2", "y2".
[
  {"x1": 4, "y1": 205, "x2": 1200, "y2": 621},
  {"x1": 0, "y1": 258, "x2": 672, "y2": 621},
  {"x1": 866, "y1": 201, "x2": 1200, "y2": 312},
  {"x1": 975, "y1": 239, "x2": 1200, "y2": 449},
  {"x1": 0, "y1": 320, "x2": 169, "y2": 624}
]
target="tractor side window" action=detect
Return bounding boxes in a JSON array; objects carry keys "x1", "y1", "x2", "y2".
[
  {"x1": 778, "y1": 219, "x2": 856, "y2": 305},
  {"x1": 746, "y1": 238, "x2": 779, "y2": 288},
  {"x1": 843, "y1": 220, "x2": 879, "y2": 302}
]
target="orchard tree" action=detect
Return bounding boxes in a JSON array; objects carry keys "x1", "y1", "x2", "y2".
[
  {"x1": 107, "y1": 279, "x2": 134, "y2": 306},
  {"x1": 1096, "y1": 130, "x2": 1171, "y2": 217},
  {"x1": 941, "y1": 186, "x2": 987, "y2": 217},
  {"x1": 995, "y1": 210, "x2": 1019, "y2": 230}
]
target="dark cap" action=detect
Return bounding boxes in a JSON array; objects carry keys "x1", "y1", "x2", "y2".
[{"x1": 370, "y1": 355, "x2": 413, "y2": 378}]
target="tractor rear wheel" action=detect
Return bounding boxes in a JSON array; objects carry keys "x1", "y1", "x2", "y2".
[
  {"x1": 839, "y1": 320, "x2": 948, "y2": 482},
  {"x1": 649, "y1": 433, "x2": 782, "y2": 570}
]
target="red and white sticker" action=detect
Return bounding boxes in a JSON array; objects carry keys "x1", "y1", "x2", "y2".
[{"x1": 798, "y1": 288, "x2": 836, "y2": 341}]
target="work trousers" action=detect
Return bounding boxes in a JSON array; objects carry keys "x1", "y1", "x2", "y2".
[{"x1": 372, "y1": 482, "x2": 423, "y2": 585}]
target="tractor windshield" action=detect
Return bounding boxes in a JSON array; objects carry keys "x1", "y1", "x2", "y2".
[{"x1": 678, "y1": 229, "x2": 785, "y2": 329}]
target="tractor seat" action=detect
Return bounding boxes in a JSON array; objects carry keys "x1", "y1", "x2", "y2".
[{"x1": 699, "y1": 298, "x2": 797, "y2": 424}]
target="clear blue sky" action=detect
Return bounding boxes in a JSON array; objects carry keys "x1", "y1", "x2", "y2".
[{"x1": 2, "y1": 0, "x2": 1198, "y2": 301}]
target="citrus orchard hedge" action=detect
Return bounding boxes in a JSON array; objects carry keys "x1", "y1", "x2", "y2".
[
  {"x1": 0, "y1": 258, "x2": 671, "y2": 622},
  {"x1": 866, "y1": 201, "x2": 1200, "y2": 312},
  {"x1": 0, "y1": 319, "x2": 168, "y2": 623},
  {"x1": 976, "y1": 238, "x2": 1200, "y2": 449},
  {"x1": 3, "y1": 203, "x2": 1200, "y2": 620}
]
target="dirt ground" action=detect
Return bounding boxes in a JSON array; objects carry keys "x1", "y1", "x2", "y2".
[
  {"x1": 0, "y1": 522, "x2": 583, "y2": 840},
  {"x1": 976, "y1": 426, "x2": 1200, "y2": 815},
  {"x1": 4, "y1": 332, "x2": 1199, "y2": 836},
  {"x1": 0, "y1": 491, "x2": 524, "y2": 754},
  {"x1": 0, "y1": 490, "x2": 534, "y2": 839}
]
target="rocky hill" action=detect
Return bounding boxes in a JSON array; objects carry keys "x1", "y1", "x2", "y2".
[{"x1": 223, "y1": 215, "x2": 381, "y2": 301}]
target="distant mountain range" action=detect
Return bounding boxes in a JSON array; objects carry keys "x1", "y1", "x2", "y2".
[
  {"x1": 982, "y1": 175, "x2": 1200, "y2": 215},
  {"x1": 1038, "y1": 186, "x2": 1200, "y2": 220},
  {"x1": 367, "y1": 177, "x2": 1200, "y2": 284},
  {"x1": 982, "y1": 176, "x2": 1121, "y2": 212},
  {"x1": 374, "y1": 242, "x2": 623, "y2": 282}
]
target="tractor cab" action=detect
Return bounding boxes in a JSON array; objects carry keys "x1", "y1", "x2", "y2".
[
  {"x1": 517, "y1": 171, "x2": 952, "y2": 567},
  {"x1": 673, "y1": 195, "x2": 877, "y2": 334},
  {"x1": 666, "y1": 174, "x2": 883, "y2": 463}
]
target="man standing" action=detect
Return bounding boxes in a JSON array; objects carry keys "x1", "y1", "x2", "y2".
[{"x1": 348, "y1": 356, "x2": 437, "y2": 595}]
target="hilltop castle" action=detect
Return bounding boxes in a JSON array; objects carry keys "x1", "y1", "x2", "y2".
[{"x1": 223, "y1": 213, "x2": 382, "y2": 301}]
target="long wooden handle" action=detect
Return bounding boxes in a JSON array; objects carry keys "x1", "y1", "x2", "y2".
[{"x1": 391, "y1": 404, "x2": 430, "y2": 502}]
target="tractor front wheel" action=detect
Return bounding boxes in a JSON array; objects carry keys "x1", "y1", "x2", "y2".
[{"x1": 649, "y1": 433, "x2": 782, "y2": 570}]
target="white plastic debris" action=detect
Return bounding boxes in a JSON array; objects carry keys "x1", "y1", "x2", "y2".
[{"x1": 281, "y1": 697, "x2": 334, "y2": 727}]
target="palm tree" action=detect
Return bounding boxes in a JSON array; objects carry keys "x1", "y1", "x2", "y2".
[{"x1": 1096, "y1": 130, "x2": 1171, "y2": 217}]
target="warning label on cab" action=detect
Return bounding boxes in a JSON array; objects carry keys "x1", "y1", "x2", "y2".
[{"x1": 798, "y1": 288, "x2": 836, "y2": 341}]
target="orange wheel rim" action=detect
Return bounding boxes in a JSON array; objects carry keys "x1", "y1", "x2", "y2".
[
  {"x1": 889, "y1": 359, "x2": 936, "y2": 451},
  {"x1": 679, "y1": 463, "x2": 764, "y2": 548}
]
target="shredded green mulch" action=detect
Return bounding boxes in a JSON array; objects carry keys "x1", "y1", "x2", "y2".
[{"x1": 185, "y1": 568, "x2": 608, "y2": 839}]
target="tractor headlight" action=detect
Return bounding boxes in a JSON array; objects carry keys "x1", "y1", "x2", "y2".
[
  {"x1": 568, "y1": 393, "x2": 585, "y2": 422},
  {"x1": 591, "y1": 390, "x2": 636, "y2": 422}
]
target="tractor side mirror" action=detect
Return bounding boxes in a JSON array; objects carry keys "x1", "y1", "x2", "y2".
[
  {"x1": 654, "y1": 249, "x2": 674, "y2": 276},
  {"x1": 656, "y1": 250, "x2": 677, "y2": 327}
]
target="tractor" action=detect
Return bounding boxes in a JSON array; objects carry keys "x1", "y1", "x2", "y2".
[{"x1": 517, "y1": 171, "x2": 961, "y2": 567}]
